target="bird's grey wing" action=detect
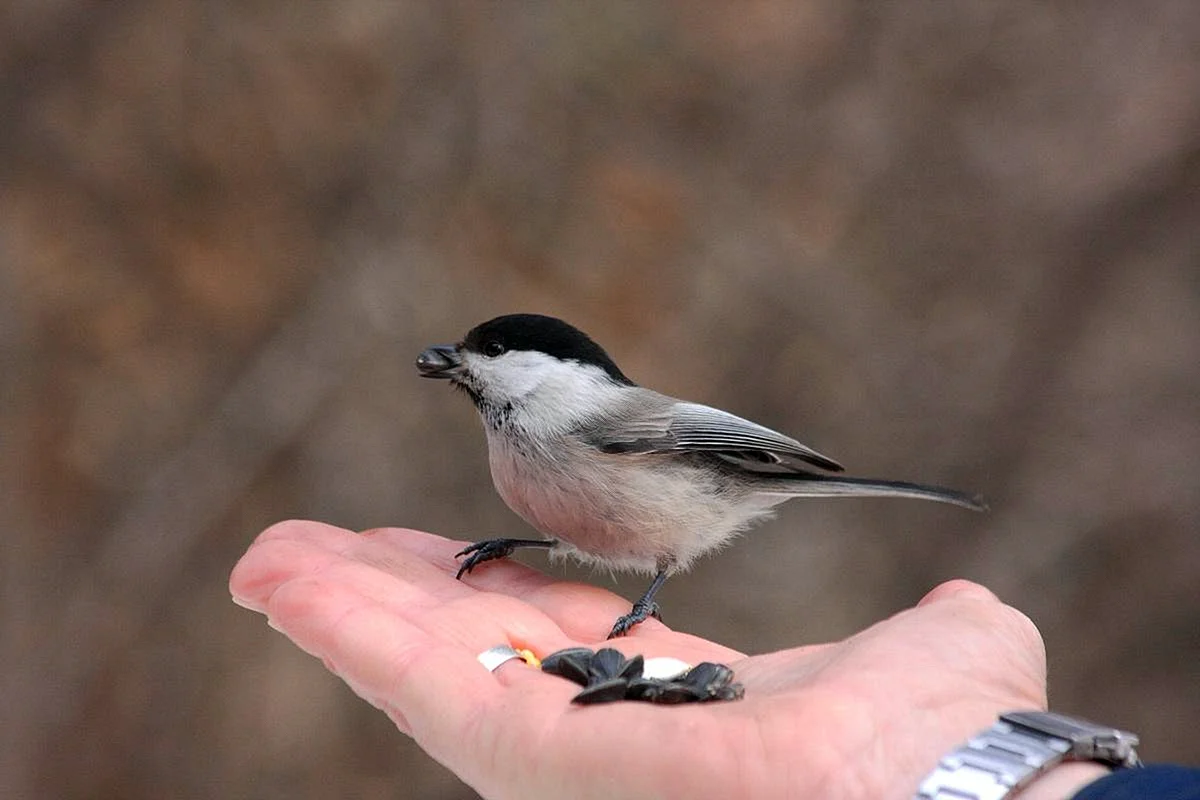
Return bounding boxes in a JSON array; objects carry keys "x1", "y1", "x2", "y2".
[{"x1": 585, "y1": 400, "x2": 844, "y2": 473}]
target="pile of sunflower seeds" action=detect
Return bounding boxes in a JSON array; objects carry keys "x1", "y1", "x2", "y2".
[{"x1": 540, "y1": 647, "x2": 744, "y2": 705}]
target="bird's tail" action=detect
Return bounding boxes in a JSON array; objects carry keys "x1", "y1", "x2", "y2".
[{"x1": 757, "y1": 473, "x2": 987, "y2": 511}]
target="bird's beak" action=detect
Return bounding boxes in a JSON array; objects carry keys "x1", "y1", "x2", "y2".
[{"x1": 415, "y1": 344, "x2": 463, "y2": 379}]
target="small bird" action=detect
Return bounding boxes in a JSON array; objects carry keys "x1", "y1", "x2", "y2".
[{"x1": 416, "y1": 314, "x2": 984, "y2": 638}]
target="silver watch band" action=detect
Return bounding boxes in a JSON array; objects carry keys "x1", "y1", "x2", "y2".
[{"x1": 915, "y1": 711, "x2": 1141, "y2": 800}]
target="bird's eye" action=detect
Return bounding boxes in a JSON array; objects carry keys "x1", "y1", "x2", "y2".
[{"x1": 483, "y1": 341, "x2": 506, "y2": 357}]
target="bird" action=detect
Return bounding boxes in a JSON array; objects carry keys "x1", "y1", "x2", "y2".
[{"x1": 416, "y1": 313, "x2": 985, "y2": 639}]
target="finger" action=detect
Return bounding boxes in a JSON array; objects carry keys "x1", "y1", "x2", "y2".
[
  {"x1": 917, "y1": 578, "x2": 999, "y2": 606},
  {"x1": 859, "y1": 581, "x2": 1049, "y2": 712},
  {"x1": 338, "y1": 540, "x2": 731, "y2": 662},
  {"x1": 357, "y1": 527, "x2": 558, "y2": 602},
  {"x1": 915, "y1": 579, "x2": 1046, "y2": 690},
  {"x1": 266, "y1": 551, "x2": 736, "y2": 687},
  {"x1": 230, "y1": 526, "x2": 354, "y2": 611},
  {"x1": 374, "y1": 527, "x2": 680, "y2": 642},
  {"x1": 368, "y1": 527, "x2": 747, "y2": 659},
  {"x1": 239, "y1": 524, "x2": 582, "y2": 656},
  {"x1": 365, "y1": 526, "x2": 563, "y2": 595},
  {"x1": 247, "y1": 525, "x2": 671, "y2": 644},
  {"x1": 349, "y1": 531, "x2": 585, "y2": 653},
  {"x1": 520, "y1": 580, "x2": 671, "y2": 644},
  {"x1": 253, "y1": 517, "x2": 359, "y2": 550},
  {"x1": 237, "y1": 522, "x2": 548, "y2": 620},
  {"x1": 241, "y1": 523, "x2": 742, "y2": 662},
  {"x1": 265, "y1": 570, "x2": 575, "y2": 750},
  {"x1": 318, "y1": 557, "x2": 582, "y2": 655}
]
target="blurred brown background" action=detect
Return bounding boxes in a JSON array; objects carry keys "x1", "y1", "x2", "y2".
[{"x1": 3, "y1": 1, "x2": 1198, "y2": 797}]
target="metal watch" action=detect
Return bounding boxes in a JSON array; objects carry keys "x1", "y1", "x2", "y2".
[{"x1": 915, "y1": 710, "x2": 1142, "y2": 800}]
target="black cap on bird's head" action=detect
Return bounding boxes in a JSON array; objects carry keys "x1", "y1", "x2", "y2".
[{"x1": 459, "y1": 314, "x2": 634, "y2": 386}]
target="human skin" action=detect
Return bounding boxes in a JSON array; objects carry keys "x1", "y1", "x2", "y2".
[{"x1": 230, "y1": 520, "x2": 1057, "y2": 800}]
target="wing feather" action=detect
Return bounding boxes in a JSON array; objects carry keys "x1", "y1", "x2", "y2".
[{"x1": 588, "y1": 401, "x2": 844, "y2": 473}]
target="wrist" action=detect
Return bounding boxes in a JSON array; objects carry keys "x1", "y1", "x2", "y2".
[
  {"x1": 1014, "y1": 762, "x2": 1112, "y2": 800},
  {"x1": 915, "y1": 711, "x2": 1140, "y2": 800}
]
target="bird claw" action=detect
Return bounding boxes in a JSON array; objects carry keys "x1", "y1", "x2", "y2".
[
  {"x1": 454, "y1": 538, "x2": 556, "y2": 579},
  {"x1": 606, "y1": 600, "x2": 662, "y2": 639},
  {"x1": 454, "y1": 539, "x2": 519, "y2": 578}
]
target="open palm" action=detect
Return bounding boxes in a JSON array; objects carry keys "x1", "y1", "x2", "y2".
[{"x1": 230, "y1": 520, "x2": 1046, "y2": 800}]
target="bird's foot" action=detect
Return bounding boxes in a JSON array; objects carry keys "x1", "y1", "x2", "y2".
[
  {"x1": 606, "y1": 599, "x2": 662, "y2": 639},
  {"x1": 454, "y1": 538, "x2": 552, "y2": 579}
]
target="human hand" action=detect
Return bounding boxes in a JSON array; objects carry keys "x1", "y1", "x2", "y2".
[{"x1": 230, "y1": 521, "x2": 1048, "y2": 800}]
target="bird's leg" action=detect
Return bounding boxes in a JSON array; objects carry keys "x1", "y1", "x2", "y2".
[
  {"x1": 455, "y1": 538, "x2": 556, "y2": 579},
  {"x1": 607, "y1": 561, "x2": 672, "y2": 639}
]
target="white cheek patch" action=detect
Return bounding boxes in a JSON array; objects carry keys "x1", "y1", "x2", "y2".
[
  {"x1": 466, "y1": 350, "x2": 627, "y2": 429},
  {"x1": 466, "y1": 350, "x2": 575, "y2": 401}
]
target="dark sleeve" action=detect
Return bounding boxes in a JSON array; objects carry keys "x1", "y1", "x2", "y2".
[{"x1": 1074, "y1": 765, "x2": 1200, "y2": 800}]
